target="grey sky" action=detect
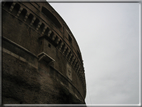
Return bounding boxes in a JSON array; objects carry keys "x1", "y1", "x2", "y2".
[{"x1": 49, "y1": 2, "x2": 140, "y2": 105}]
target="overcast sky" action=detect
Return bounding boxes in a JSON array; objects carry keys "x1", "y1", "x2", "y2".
[{"x1": 49, "y1": 2, "x2": 140, "y2": 105}]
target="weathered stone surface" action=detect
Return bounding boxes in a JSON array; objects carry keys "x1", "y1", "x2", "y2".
[{"x1": 2, "y1": 1, "x2": 86, "y2": 104}]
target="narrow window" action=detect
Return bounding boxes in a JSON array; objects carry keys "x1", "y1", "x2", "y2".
[
  {"x1": 41, "y1": 6, "x2": 62, "y2": 28},
  {"x1": 12, "y1": 3, "x2": 20, "y2": 16},
  {"x1": 39, "y1": 23, "x2": 45, "y2": 33},
  {"x1": 61, "y1": 44, "x2": 65, "y2": 52},
  {"x1": 48, "y1": 44, "x2": 51, "y2": 48},
  {"x1": 50, "y1": 32, "x2": 54, "y2": 38},
  {"x1": 44, "y1": 27, "x2": 49, "y2": 36},
  {"x1": 68, "y1": 34, "x2": 72, "y2": 43},
  {"x1": 26, "y1": 14, "x2": 33, "y2": 25},
  {"x1": 64, "y1": 48, "x2": 68, "y2": 56},
  {"x1": 33, "y1": 18, "x2": 40, "y2": 29},
  {"x1": 77, "y1": 51, "x2": 82, "y2": 60},
  {"x1": 3, "y1": 2, "x2": 13, "y2": 11},
  {"x1": 19, "y1": 9, "x2": 27, "y2": 20}
]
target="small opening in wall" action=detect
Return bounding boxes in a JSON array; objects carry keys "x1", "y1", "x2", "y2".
[
  {"x1": 50, "y1": 32, "x2": 54, "y2": 38},
  {"x1": 77, "y1": 51, "x2": 82, "y2": 60},
  {"x1": 68, "y1": 34, "x2": 72, "y2": 43},
  {"x1": 42, "y1": 6, "x2": 62, "y2": 28},
  {"x1": 26, "y1": 14, "x2": 34, "y2": 24},
  {"x1": 61, "y1": 44, "x2": 65, "y2": 52},
  {"x1": 39, "y1": 23, "x2": 45, "y2": 33},
  {"x1": 4, "y1": 2, "x2": 13, "y2": 11},
  {"x1": 40, "y1": 41, "x2": 42, "y2": 45},
  {"x1": 44, "y1": 27, "x2": 49, "y2": 35},
  {"x1": 12, "y1": 3, "x2": 20, "y2": 16},
  {"x1": 19, "y1": 9, "x2": 27, "y2": 20},
  {"x1": 64, "y1": 48, "x2": 68, "y2": 56},
  {"x1": 70, "y1": 55, "x2": 73, "y2": 63},
  {"x1": 67, "y1": 52, "x2": 71, "y2": 59},
  {"x1": 33, "y1": 18, "x2": 40, "y2": 29},
  {"x1": 48, "y1": 44, "x2": 51, "y2": 48}
]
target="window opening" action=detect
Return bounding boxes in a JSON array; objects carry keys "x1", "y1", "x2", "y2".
[
  {"x1": 61, "y1": 44, "x2": 65, "y2": 52},
  {"x1": 4, "y1": 2, "x2": 13, "y2": 11},
  {"x1": 50, "y1": 32, "x2": 54, "y2": 38},
  {"x1": 68, "y1": 34, "x2": 72, "y2": 43},
  {"x1": 19, "y1": 9, "x2": 27, "y2": 20},
  {"x1": 44, "y1": 27, "x2": 49, "y2": 36},
  {"x1": 12, "y1": 3, "x2": 20, "y2": 16},
  {"x1": 48, "y1": 44, "x2": 51, "y2": 48},
  {"x1": 39, "y1": 23, "x2": 45, "y2": 33},
  {"x1": 77, "y1": 51, "x2": 82, "y2": 60},
  {"x1": 64, "y1": 48, "x2": 68, "y2": 56},
  {"x1": 33, "y1": 18, "x2": 40, "y2": 29},
  {"x1": 41, "y1": 6, "x2": 62, "y2": 28},
  {"x1": 67, "y1": 52, "x2": 71, "y2": 59},
  {"x1": 26, "y1": 14, "x2": 33, "y2": 25}
]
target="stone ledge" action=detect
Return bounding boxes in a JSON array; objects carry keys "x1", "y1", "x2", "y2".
[{"x1": 2, "y1": 48, "x2": 38, "y2": 69}]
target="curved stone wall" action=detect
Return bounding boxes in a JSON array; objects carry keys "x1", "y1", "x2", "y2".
[{"x1": 2, "y1": 1, "x2": 86, "y2": 104}]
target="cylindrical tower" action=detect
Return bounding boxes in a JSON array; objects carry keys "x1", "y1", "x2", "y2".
[{"x1": 2, "y1": 1, "x2": 86, "y2": 104}]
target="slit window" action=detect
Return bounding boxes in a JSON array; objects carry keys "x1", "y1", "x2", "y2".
[
  {"x1": 26, "y1": 14, "x2": 33, "y2": 24},
  {"x1": 12, "y1": 3, "x2": 20, "y2": 16},
  {"x1": 50, "y1": 32, "x2": 54, "y2": 38},
  {"x1": 39, "y1": 23, "x2": 45, "y2": 33},
  {"x1": 41, "y1": 6, "x2": 62, "y2": 28},
  {"x1": 19, "y1": 9, "x2": 27, "y2": 20},
  {"x1": 48, "y1": 44, "x2": 51, "y2": 48},
  {"x1": 44, "y1": 27, "x2": 49, "y2": 35},
  {"x1": 4, "y1": 2, "x2": 13, "y2": 11},
  {"x1": 68, "y1": 34, "x2": 72, "y2": 43},
  {"x1": 33, "y1": 18, "x2": 40, "y2": 29},
  {"x1": 61, "y1": 44, "x2": 65, "y2": 52}
]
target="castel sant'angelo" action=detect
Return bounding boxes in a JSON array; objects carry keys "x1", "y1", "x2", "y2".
[{"x1": 2, "y1": 0, "x2": 86, "y2": 104}]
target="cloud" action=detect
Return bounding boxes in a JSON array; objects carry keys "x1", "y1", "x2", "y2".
[{"x1": 49, "y1": 3, "x2": 140, "y2": 104}]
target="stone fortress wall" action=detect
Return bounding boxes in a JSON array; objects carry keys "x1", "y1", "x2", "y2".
[{"x1": 2, "y1": 1, "x2": 86, "y2": 104}]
